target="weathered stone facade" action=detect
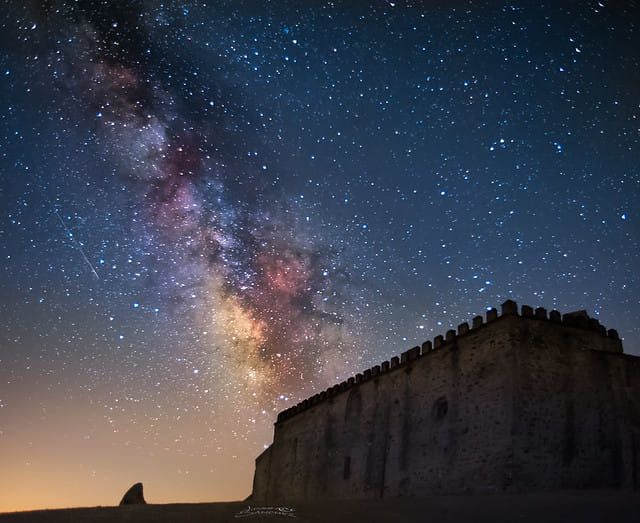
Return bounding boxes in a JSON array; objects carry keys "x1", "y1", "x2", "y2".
[{"x1": 251, "y1": 300, "x2": 640, "y2": 501}]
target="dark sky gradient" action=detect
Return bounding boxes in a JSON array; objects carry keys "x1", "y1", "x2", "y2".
[{"x1": 1, "y1": 0, "x2": 638, "y2": 511}]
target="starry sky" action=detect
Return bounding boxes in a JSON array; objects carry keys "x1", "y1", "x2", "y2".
[{"x1": 1, "y1": 0, "x2": 638, "y2": 512}]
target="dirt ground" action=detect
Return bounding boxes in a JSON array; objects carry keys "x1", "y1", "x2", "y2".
[{"x1": 1, "y1": 491, "x2": 639, "y2": 523}]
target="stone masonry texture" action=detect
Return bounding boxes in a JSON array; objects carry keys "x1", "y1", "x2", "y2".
[{"x1": 251, "y1": 301, "x2": 640, "y2": 501}]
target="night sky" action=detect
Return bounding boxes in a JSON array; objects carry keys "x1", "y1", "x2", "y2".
[{"x1": 1, "y1": 0, "x2": 639, "y2": 512}]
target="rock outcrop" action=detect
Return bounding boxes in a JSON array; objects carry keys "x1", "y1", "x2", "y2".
[{"x1": 119, "y1": 482, "x2": 146, "y2": 505}]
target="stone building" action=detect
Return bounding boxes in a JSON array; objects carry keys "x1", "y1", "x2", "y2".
[{"x1": 251, "y1": 300, "x2": 640, "y2": 501}]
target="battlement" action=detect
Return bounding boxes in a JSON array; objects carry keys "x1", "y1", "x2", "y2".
[{"x1": 276, "y1": 300, "x2": 622, "y2": 425}]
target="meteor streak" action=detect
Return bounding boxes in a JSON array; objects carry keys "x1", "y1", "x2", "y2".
[{"x1": 27, "y1": 169, "x2": 100, "y2": 280}]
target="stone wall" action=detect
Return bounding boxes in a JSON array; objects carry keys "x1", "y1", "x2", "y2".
[
  {"x1": 251, "y1": 301, "x2": 639, "y2": 502},
  {"x1": 508, "y1": 318, "x2": 640, "y2": 490}
]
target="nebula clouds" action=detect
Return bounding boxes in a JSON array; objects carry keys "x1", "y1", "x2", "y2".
[
  {"x1": 4, "y1": 1, "x2": 637, "y2": 510},
  {"x1": 45, "y1": 2, "x2": 355, "y2": 401}
]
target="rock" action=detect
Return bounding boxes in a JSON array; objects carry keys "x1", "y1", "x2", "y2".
[{"x1": 119, "y1": 482, "x2": 146, "y2": 505}]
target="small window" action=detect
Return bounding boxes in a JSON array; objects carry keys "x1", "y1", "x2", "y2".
[
  {"x1": 432, "y1": 396, "x2": 448, "y2": 420},
  {"x1": 343, "y1": 456, "x2": 351, "y2": 479}
]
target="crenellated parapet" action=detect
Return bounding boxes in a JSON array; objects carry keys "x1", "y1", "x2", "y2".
[{"x1": 275, "y1": 300, "x2": 621, "y2": 424}]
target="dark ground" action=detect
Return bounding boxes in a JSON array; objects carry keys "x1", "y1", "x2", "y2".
[{"x1": 1, "y1": 491, "x2": 639, "y2": 523}]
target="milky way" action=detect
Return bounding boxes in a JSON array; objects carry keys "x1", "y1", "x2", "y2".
[
  {"x1": 33, "y1": 1, "x2": 361, "y2": 402},
  {"x1": 1, "y1": 0, "x2": 638, "y2": 511}
]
